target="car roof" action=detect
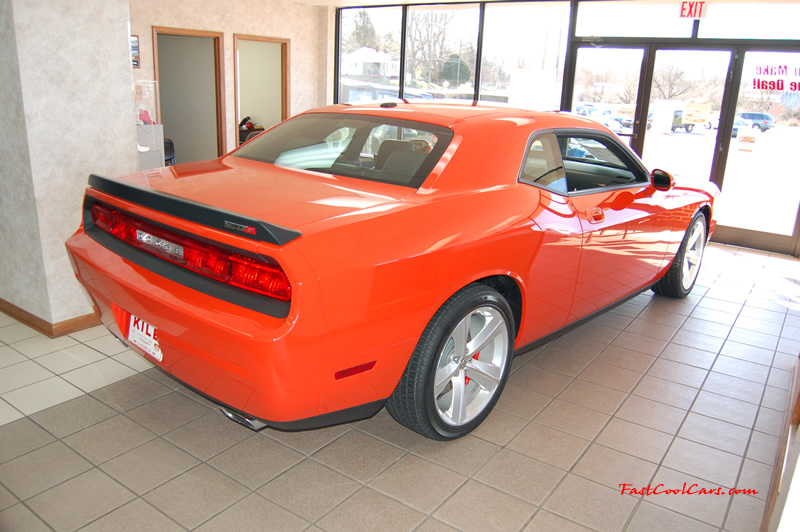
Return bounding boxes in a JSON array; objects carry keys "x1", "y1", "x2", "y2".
[{"x1": 302, "y1": 101, "x2": 604, "y2": 131}]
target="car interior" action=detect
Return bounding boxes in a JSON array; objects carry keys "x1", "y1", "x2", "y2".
[
  {"x1": 521, "y1": 133, "x2": 646, "y2": 194},
  {"x1": 235, "y1": 115, "x2": 453, "y2": 188}
]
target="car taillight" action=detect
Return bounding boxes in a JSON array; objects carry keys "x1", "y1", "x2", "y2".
[
  {"x1": 229, "y1": 255, "x2": 291, "y2": 300},
  {"x1": 90, "y1": 203, "x2": 291, "y2": 301}
]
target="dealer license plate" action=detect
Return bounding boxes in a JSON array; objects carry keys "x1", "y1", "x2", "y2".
[{"x1": 128, "y1": 314, "x2": 163, "y2": 362}]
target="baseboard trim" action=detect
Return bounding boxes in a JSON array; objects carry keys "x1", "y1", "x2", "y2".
[{"x1": 0, "y1": 297, "x2": 100, "y2": 338}]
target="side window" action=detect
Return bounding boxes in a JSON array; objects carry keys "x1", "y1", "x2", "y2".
[
  {"x1": 519, "y1": 133, "x2": 567, "y2": 194},
  {"x1": 557, "y1": 135, "x2": 646, "y2": 192}
]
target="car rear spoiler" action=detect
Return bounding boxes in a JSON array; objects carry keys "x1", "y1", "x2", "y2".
[{"x1": 87, "y1": 174, "x2": 302, "y2": 246}]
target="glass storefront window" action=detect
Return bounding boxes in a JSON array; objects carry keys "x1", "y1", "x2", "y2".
[
  {"x1": 576, "y1": 1, "x2": 695, "y2": 38},
  {"x1": 715, "y1": 51, "x2": 800, "y2": 236},
  {"x1": 699, "y1": 2, "x2": 800, "y2": 40},
  {"x1": 480, "y1": 2, "x2": 570, "y2": 109},
  {"x1": 641, "y1": 49, "x2": 731, "y2": 183},
  {"x1": 404, "y1": 4, "x2": 480, "y2": 101},
  {"x1": 339, "y1": 7, "x2": 402, "y2": 103},
  {"x1": 572, "y1": 47, "x2": 645, "y2": 145}
]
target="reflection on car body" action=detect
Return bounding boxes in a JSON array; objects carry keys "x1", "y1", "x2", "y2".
[{"x1": 66, "y1": 103, "x2": 718, "y2": 440}]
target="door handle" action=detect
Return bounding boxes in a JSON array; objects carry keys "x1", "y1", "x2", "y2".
[{"x1": 586, "y1": 207, "x2": 605, "y2": 224}]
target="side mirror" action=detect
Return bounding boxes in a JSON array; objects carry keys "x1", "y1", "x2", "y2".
[{"x1": 651, "y1": 169, "x2": 674, "y2": 191}]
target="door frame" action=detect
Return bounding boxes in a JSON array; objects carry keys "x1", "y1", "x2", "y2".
[
  {"x1": 233, "y1": 34, "x2": 290, "y2": 145},
  {"x1": 710, "y1": 44, "x2": 800, "y2": 255},
  {"x1": 153, "y1": 26, "x2": 227, "y2": 157},
  {"x1": 638, "y1": 44, "x2": 737, "y2": 183}
]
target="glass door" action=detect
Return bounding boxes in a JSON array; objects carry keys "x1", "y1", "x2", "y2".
[
  {"x1": 713, "y1": 50, "x2": 800, "y2": 254},
  {"x1": 571, "y1": 47, "x2": 645, "y2": 148},
  {"x1": 640, "y1": 49, "x2": 732, "y2": 183}
]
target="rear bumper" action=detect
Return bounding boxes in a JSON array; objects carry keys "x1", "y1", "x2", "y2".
[
  {"x1": 65, "y1": 229, "x2": 410, "y2": 428},
  {"x1": 157, "y1": 367, "x2": 385, "y2": 432}
]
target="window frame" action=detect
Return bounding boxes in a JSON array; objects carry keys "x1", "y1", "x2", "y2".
[{"x1": 518, "y1": 128, "x2": 651, "y2": 196}]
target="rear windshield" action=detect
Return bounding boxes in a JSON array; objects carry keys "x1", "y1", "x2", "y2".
[{"x1": 232, "y1": 113, "x2": 454, "y2": 188}]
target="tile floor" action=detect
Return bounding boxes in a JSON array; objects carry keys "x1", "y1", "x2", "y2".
[{"x1": 0, "y1": 243, "x2": 798, "y2": 531}]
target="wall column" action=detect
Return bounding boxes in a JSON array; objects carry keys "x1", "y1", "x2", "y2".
[{"x1": 0, "y1": 0, "x2": 139, "y2": 334}]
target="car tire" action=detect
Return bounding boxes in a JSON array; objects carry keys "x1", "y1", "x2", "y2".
[
  {"x1": 653, "y1": 212, "x2": 707, "y2": 298},
  {"x1": 386, "y1": 284, "x2": 514, "y2": 440},
  {"x1": 685, "y1": 124, "x2": 694, "y2": 133}
]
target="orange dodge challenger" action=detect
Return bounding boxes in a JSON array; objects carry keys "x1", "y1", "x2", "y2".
[{"x1": 66, "y1": 103, "x2": 717, "y2": 440}]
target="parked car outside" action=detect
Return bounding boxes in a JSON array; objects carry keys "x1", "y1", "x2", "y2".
[
  {"x1": 736, "y1": 112, "x2": 775, "y2": 132},
  {"x1": 66, "y1": 103, "x2": 718, "y2": 440},
  {"x1": 583, "y1": 107, "x2": 624, "y2": 132}
]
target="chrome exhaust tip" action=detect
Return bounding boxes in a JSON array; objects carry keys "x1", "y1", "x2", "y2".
[{"x1": 220, "y1": 407, "x2": 268, "y2": 431}]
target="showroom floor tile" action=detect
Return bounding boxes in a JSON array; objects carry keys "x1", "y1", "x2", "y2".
[{"x1": 0, "y1": 243, "x2": 798, "y2": 531}]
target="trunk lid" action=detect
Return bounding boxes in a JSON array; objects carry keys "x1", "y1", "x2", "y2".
[{"x1": 116, "y1": 155, "x2": 413, "y2": 232}]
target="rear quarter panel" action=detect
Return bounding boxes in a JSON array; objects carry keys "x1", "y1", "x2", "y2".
[
  {"x1": 293, "y1": 117, "x2": 544, "y2": 394},
  {"x1": 301, "y1": 187, "x2": 539, "y2": 361}
]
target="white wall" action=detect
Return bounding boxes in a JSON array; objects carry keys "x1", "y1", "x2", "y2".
[
  {"x1": 318, "y1": 6, "x2": 336, "y2": 108},
  {"x1": 130, "y1": 0, "x2": 335, "y2": 152},
  {"x1": 0, "y1": 0, "x2": 48, "y2": 320},
  {"x1": 0, "y1": 0, "x2": 139, "y2": 324}
]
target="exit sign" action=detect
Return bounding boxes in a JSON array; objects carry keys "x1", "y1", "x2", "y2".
[{"x1": 679, "y1": 1, "x2": 707, "y2": 19}]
